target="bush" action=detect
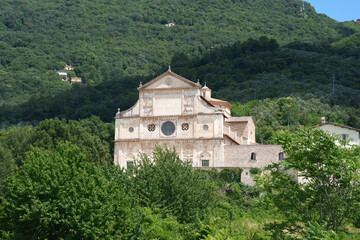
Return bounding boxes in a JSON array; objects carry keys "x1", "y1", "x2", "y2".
[
  {"x1": 250, "y1": 167, "x2": 261, "y2": 175},
  {"x1": 219, "y1": 168, "x2": 243, "y2": 183},
  {"x1": 130, "y1": 147, "x2": 216, "y2": 223}
]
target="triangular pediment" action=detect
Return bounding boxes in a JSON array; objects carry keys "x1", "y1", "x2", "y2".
[{"x1": 139, "y1": 70, "x2": 200, "y2": 90}]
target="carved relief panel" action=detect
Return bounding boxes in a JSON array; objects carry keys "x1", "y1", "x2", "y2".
[
  {"x1": 142, "y1": 93, "x2": 154, "y2": 116},
  {"x1": 183, "y1": 91, "x2": 195, "y2": 114}
]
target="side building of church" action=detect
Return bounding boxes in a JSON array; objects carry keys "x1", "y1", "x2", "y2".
[{"x1": 114, "y1": 69, "x2": 282, "y2": 184}]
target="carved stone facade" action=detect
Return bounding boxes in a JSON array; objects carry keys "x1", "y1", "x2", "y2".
[{"x1": 114, "y1": 69, "x2": 282, "y2": 185}]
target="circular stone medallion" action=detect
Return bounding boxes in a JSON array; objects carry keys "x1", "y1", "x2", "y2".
[{"x1": 165, "y1": 77, "x2": 172, "y2": 86}]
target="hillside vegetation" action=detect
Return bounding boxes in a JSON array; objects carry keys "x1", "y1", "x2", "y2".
[
  {"x1": 0, "y1": 0, "x2": 359, "y2": 104},
  {"x1": 1, "y1": 38, "x2": 360, "y2": 136},
  {"x1": 171, "y1": 37, "x2": 360, "y2": 106}
]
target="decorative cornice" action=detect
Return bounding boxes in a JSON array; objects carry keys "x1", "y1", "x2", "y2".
[
  {"x1": 141, "y1": 87, "x2": 196, "y2": 92},
  {"x1": 115, "y1": 137, "x2": 224, "y2": 143},
  {"x1": 138, "y1": 71, "x2": 201, "y2": 90},
  {"x1": 118, "y1": 112, "x2": 223, "y2": 119}
]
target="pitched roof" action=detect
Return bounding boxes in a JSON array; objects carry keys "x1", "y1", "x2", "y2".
[
  {"x1": 208, "y1": 97, "x2": 232, "y2": 109},
  {"x1": 314, "y1": 122, "x2": 360, "y2": 132},
  {"x1": 138, "y1": 69, "x2": 200, "y2": 90}
]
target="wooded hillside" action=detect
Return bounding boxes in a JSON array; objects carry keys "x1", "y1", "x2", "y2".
[
  {"x1": 2, "y1": 37, "x2": 360, "y2": 133},
  {"x1": 1, "y1": 0, "x2": 359, "y2": 105}
]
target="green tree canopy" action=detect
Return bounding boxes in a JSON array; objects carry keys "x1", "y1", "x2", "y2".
[
  {"x1": 130, "y1": 147, "x2": 216, "y2": 223},
  {"x1": 0, "y1": 143, "x2": 137, "y2": 239},
  {"x1": 260, "y1": 128, "x2": 360, "y2": 237}
]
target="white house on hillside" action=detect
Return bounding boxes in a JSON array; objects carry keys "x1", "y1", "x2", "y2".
[
  {"x1": 65, "y1": 64, "x2": 74, "y2": 71},
  {"x1": 56, "y1": 71, "x2": 68, "y2": 81},
  {"x1": 314, "y1": 117, "x2": 360, "y2": 146}
]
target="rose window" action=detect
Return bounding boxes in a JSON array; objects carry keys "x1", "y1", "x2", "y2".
[
  {"x1": 181, "y1": 123, "x2": 189, "y2": 131},
  {"x1": 161, "y1": 121, "x2": 175, "y2": 136},
  {"x1": 148, "y1": 124, "x2": 156, "y2": 132}
]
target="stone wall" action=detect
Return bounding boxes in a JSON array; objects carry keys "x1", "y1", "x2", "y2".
[
  {"x1": 224, "y1": 145, "x2": 283, "y2": 185},
  {"x1": 115, "y1": 138, "x2": 225, "y2": 169}
]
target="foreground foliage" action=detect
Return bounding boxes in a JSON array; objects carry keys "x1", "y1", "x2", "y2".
[
  {"x1": 301, "y1": 222, "x2": 359, "y2": 240},
  {"x1": 0, "y1": 144, "x2": 137, "y2": 239},
  {"x1": 0, "y1": 117, "x2": 114, "y2": 191},
  {"x1": 259, "y1": 128, "x2": 360, "y2": 237},
  {"x1": 0, "y1": 119, "x2": 359, "y2": 238},
  {"x1": 130, "y1": 147, "x2": 216, "y2": 224}
]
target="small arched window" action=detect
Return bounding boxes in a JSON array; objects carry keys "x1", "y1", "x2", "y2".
[
  {"x1": 279, "y1": 152, "x2": 285, "y2": 160},
  {"x1": 250, "y1": 152, "x2": 256, "y2": 160}
]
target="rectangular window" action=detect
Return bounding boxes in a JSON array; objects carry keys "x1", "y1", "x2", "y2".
[
  {"x1": 127, "y1": 161, "x2": 134, "y2": 170},
  {"x1": 342, "y1": 134, "x2": 349, "y2": 141},
  {"x1": 202, "y1": 160, "x2": 209, "y2": 167}
]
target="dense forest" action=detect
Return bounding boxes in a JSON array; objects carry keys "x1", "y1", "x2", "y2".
[
  {"x1": 171, "y1": 37, "x2": 360, "y2": 106},
  {"x1": 0, "y1": 0, "x2": 359, "y2": 105}
]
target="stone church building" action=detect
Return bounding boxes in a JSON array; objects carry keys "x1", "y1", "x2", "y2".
[{"x1": 114, "y1": 68, "x2": 282, "y2": 184}]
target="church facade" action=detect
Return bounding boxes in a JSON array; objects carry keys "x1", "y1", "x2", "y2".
[{"x1": 114, "y1": 69, "x2": 282, "y2": 184}]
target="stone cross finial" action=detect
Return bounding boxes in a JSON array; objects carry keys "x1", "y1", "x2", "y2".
[
  {"x1": 139, "y1": 82, "x2": 142, "y2": 87},
  {"x1": 117, "y1": 108, "x2": 120, "y2": 113},
  {"x1": 168, "y1": 65, "x2": 171, "y2": 72}
]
